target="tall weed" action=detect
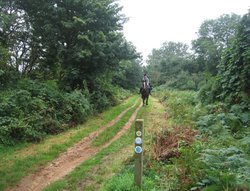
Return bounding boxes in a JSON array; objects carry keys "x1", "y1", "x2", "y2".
[{"x1": 153, "y1": 89, "x2": 250, "y2": 190}]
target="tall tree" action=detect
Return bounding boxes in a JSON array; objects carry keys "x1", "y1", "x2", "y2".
[
  {"x1": 192, "y1": 13, "x2": 241, "y2": 75},
  {"x1": 0, "y1": 0, "x2": 32, "y2": 74},
  {"x1": 217, "y1": 10, "x2": 250, "y2": 103},
  {"x1": 5, "y1": 0, "x2": 140, "y2": 90}
]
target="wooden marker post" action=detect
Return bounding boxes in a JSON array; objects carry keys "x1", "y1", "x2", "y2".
[{"x1": 134, "y1": 119, "x2": 144, "y2": 188}]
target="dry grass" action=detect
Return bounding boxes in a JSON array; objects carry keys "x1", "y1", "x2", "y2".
[{"x1": 154, "y1": 126, "x2": 197, "y2": 161}]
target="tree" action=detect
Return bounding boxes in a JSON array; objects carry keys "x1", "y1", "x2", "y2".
[
  {"x1": 0, "y1": 0, "x2": 32, "y2": 75},
  {"x1": 112, "y1": 58, "x2": 143, "y2": 90},
  {"x1": 217, "y1": 10, "x2": 250, "y2": 103},
  {"x1": 13, "y1": 0, "x2": 140, "y2": 91},
  {"x1": 192, "y1": 14, "x2": 241, "y2": 75},
  {"x1": 146, "y1": 41, "x2": 194, "y2": 88}
]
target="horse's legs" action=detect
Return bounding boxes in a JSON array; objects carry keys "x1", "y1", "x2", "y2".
[{"x1": 146, "y1": 97, "x2": 148, "y2": 105}]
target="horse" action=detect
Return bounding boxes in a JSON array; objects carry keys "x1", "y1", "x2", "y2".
[{"x1": 140, "y1": 86, "x2": 150, "y2": 105}]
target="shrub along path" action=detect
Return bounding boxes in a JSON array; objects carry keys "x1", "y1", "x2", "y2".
[{"x1": 5, "y1": 98, "x2": 142, "y2": 191}]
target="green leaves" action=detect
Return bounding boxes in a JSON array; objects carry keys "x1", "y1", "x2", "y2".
[
  {"x1": 0, "y1": 80, "x2": 93, "y2": 145},
  {"x1": 201, "y1": 146, "x2": 250, "y2": 189},
  {"x1": 147, "y1": 41, "x2": 194, "y2": 88},
  {"x1": 192, "y1": 13, "x2": 241, "y2": 75},
  {"x1": 216, "y1": 11, "x2": 250, "y2": 105},
  {"x1": 0, "y1": 0, "x2": 140, "y2": 92}
]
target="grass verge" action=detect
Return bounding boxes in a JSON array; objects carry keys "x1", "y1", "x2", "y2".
[{"x1": 0, "y1": 95, "x2": 138, "y2": 191}]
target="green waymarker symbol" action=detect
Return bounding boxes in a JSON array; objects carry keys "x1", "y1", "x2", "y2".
[{"x1": 135, "y1": 146, "x2": 142, "y2": 154}]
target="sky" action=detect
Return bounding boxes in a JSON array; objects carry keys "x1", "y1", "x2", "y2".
[{"x1": 118, "y1": 0, "x2": 250, "y2": 62}]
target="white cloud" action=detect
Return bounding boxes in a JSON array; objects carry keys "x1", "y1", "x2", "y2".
[{"x1": 118, "y1": 0, "x2": 250, "y2": 62}]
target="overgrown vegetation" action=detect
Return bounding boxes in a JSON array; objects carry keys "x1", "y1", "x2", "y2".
[
  {"x1": 1, "y1": 0, "x2": 250, "y2": 190},
  {"x1": 144, "y1": 10, "x2": 250, "y2": 190},
  {"x1": 0, "y1": 0, "x2": 143, "y2": 146},
  {"x1": 153, "y1": 90, "x2": 250, "y2": 190},
  {"x1": 0, "y1": 79, "x2": 93, "y2": 145}
]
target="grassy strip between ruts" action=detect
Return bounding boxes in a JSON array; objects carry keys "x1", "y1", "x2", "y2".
[
  {"x1": 99, "y1": 97, "x2": 162, "y2": 191},
  {"x1": 91, "y1": 99, "x2": 141, "y2": 147},
  {"x1": 0, "y1": 95, "x2": 138, "y2": 191},
  {"x1": 88, "y1": 99, "x2": 156, "y2": 191},
  {"x1": 44, "y1": 129, "x2": 137, "y2": 191},
  {"x1": 43, "y1": 97, "x2": 145, "y2": 191},
  {"x1": 43, "y1": 126, "x2": 135, "y2": 191}
]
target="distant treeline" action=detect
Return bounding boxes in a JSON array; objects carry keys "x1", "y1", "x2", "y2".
[{"x1": 147, "y1": 11, "x2": 250, "y2": 106}]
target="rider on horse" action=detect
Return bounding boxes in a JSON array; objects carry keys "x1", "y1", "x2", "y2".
[{"x1": 139, "y1": 73, "x2": 152, "y2": 94}]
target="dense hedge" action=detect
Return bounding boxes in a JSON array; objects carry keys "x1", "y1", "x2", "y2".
[{"x1": 0, "y1": 80, "x2": 93, "y2": 145}]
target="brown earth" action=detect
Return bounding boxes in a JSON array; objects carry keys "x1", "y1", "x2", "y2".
[
  {"x1": 6, "y1": 101, "x2": 142, "y2": 191},
  {"x1": 154, "y1": 126, "x2": 198, "y2": 161}
]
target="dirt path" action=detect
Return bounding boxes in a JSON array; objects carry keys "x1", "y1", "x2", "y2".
[
  {"x1": 78, "y1": 97, "x2": 166, "y2": 190},
  {"x1": 7, "y1": 100, "x2": 142, "y2": 191}
]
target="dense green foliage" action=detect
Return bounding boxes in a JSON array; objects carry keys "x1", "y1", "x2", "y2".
[
  {"x1": 147, "y1": 41, "x2": 200, "y2": 90},
  {"x1": 0, "y1": 79, "x2": 92, "y2": 145},
  {"x1": 145, "y1": 11, "x2": 250, "y2": 190},
  {"x1": 217, "y1": 11, "x2": 250, "y2": 104},
  {"x1": 192, "y1": 14, "x2": 241, "y2": 75},
  {"x1": 198, "y1": 11, "x2": 250, "y2": 107},
  {"x1": 155, "y1": 90, "x2": 250, "y2": 190},
  {"x1": 147, "y1": 11, "x2": 249, "y2": 108},
  {"x1": 0, "y1": 0, "x2": 138, "y2": 85},
  {"x1": 0, "y1": 0, "x2": 144, "y2": 145}
]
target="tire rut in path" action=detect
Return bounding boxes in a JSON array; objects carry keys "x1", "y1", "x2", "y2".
[{"x1": 6, "y1": 100, "x2": 142, "y2": 191}]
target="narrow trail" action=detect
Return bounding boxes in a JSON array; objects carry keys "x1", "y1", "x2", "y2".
[
  {"x1": 78, "y1": 97, "x2": 165, "y2": 190},
  {"x1": 7, "y1": 100, "x2": 142, "y2": 191}
]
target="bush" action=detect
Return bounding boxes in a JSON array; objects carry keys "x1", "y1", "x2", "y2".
[
  {"x1": 195, "y1": 103, "x2": 250, "y2": 136},
  {"x1": 63, "y1": 90, "x2": 92, "y2": 124},
  {"x1": 0, "y1": 77, "x2": 132, "y2": 145},
  {"x1": 198, "y1": 75, "x2": 222, "y2": 104},
  {"x1": 91, "y1": 90, "x2": 112, "y2": 112},
  {"x1": 0, "y1": 79, "x2": 93, "y2": 145}
]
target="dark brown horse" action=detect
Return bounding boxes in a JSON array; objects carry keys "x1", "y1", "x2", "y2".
[{"x1": 140, "y1": 86, "x2": 150, "y2": 105}]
